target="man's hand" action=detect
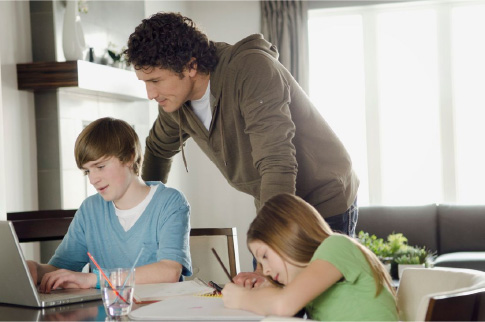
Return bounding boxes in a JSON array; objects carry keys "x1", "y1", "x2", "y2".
[
  {"x1": 232, "y1": 271, "x2": 267, "y2": 289},
  {"x1": 39, "y1": 270, "x2": 96, "y2": 293}
]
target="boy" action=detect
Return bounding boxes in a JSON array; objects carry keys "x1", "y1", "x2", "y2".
[{"x1": 27, "y1": 117, "x2": 192, "y2": 293}]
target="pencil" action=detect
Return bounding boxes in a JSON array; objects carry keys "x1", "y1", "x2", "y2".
[
  {"x1": 87, "y1": 252, "x2": 129, "y2": 304},
  {"x1": 211, "y1": 248, "x2": 233, "y2": 282}
]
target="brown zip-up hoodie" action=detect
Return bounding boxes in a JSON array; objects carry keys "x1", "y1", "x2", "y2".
[{"x1": 142, "y1": 34, "x2": 359, "y2": 218}]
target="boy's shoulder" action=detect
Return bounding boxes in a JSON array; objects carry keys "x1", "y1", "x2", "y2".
[{"x1": 145, "y1": 181, "x2": 189, "y2": 203}]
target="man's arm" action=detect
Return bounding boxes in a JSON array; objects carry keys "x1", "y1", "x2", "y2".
[
  {"x1": 142, "y1": 105, "x2": 189, "y2": 182},
  {"x1": 235, "y1": 53, "x2": 298, "y2": 205}
]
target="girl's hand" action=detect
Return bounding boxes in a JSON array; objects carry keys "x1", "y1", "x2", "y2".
[
  {"x1": 233, "y1": 272, "x2": 267, "y2": 288},
  {"x1": 221, "y1": 283, "x2": 250, "y2": 309}
]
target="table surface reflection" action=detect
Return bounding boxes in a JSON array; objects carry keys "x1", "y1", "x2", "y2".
[{"x1": 0, "y1": 299, "x2": 146, "y2": 321}]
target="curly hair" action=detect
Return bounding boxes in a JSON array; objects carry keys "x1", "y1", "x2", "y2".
[{"x1": 124, "y1": 12, "x2": 218, "y2": 75}]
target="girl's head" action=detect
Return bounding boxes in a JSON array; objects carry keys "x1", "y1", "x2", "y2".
[
  {"x1": 74, "y1": 117, "x2": 142, "y2": 175},
  {"x1": 248, "y1": 193, "x2": 395, "y2": 299},
  {"x1": 247, "y1": 194, "x2": 333, "y2": 284}
]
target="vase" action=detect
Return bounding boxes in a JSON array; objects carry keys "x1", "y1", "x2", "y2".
[{"x1": 62, "y1": 0, "x2": 86, "y2": 61}]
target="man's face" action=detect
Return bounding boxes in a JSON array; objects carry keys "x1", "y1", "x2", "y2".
[{"x1": 136, "y1": 66, "x2": 196, "y2": 113}]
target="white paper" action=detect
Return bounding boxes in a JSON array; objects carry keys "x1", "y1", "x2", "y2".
[
  {"x1": 129, "y1": 295, "x2": 263, "y2": 320},
  {"x1": 134, "y1": 279, "x2": 215, "y2": 302}
]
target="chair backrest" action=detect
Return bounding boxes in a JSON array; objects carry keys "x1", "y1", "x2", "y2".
[
  {"x1": 187, "y1": 228, "x2": 240, "y2": 284},
  {"x1": 425, "y1": 287, "x2": 485, "y2": 321},
  {"x1": 7, "y1": 209, "x2": 76, "y2": 242},
  {"x1": 397, "y1": 267, "x2": 485, "y2": 321}
]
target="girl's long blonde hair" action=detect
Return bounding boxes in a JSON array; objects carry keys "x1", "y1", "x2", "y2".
[{"x1": 247, "y1": 193, "x2": 396, "y2": 298}]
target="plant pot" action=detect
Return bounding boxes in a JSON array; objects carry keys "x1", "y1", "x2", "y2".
[{"x1": 398, "y1": 263, "x2": 425, "y2": 279}]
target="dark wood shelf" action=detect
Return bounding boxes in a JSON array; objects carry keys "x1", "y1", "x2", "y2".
[{"x1": 16, "y1": 60, "x2": 147, "y2": 101}]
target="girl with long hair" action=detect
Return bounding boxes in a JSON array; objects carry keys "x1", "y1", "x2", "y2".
[{"x1": 222, "y1": 193, "x2": 398, "y2": 321}]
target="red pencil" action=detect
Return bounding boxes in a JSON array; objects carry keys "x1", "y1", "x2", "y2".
[{"x1": 87, "y1": 252, "x2": 129, "y2": 304}]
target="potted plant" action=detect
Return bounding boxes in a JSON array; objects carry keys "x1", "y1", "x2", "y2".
[
  {"x1": 395, "y1": 245, "x2": 434, "y2": 279},
  {"x1": 358, "y1": 231, "x2": 394, "y2": 273}
]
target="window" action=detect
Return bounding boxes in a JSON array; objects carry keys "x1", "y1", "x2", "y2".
[{"x1": 309, "y1": 0, "x2": 485, "y2": 206}]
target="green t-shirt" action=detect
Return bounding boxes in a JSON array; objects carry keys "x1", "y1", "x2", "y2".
[{"x1": 306, "y1": 235, "x2": 398, "y2": 321}]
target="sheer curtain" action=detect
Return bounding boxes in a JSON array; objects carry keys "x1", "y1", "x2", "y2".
[
  {"x1": 261, "y1": 0, "x2": 309, "y2": 93},
  {"x1": 308, "y1": 0, "x2": 485, "y2": 206}
]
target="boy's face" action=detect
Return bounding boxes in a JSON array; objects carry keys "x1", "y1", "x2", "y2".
[
  {"x1": 249, "y1": 240, "x2": 302, "y2": 285},
  {"x1": 82, "y1": 156, "x2": 135, "y2": 206},
  {"x1": 136, "y1": 66, "x2": 197, "y2": 113}
]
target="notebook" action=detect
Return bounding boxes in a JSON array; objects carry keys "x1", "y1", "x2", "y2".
[
  {"x1": 134, "y1": 278, "x2": 215, "y2": 303},
  {"x1": 129, "y1": 295, "x2": 264, "y2": 320},
  {"x1": 0, "y1": 221, "x2": 101, "y2": 308}
]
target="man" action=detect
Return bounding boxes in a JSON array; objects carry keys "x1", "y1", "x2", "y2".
[{"x1": 124, "y1": 12, "x2": 359, "y2": 287}]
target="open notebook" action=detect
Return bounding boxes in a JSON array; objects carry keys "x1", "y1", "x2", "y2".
[
  {"x1": 134, "y1": 278, "x2": 215, "y2": 303},
  {"x1": 129, "y1": 295, "x2": 264, "y2": 320},
  {"x1": 0, "y1": 221, "x2": 101, "y2": 307}
]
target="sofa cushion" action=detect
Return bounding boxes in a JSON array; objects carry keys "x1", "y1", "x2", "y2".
[
  {"x1": 438, "y1": 205, "x2": 485, "y2": 254},
  {"x1": 357, "y1": 204, "x2": 438, "y2": 252},
  {"x1": 433, "y1": 252, "x2": 485, "y2": 272}
]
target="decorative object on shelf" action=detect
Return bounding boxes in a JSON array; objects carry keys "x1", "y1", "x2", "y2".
[
  {"x1": 62, "y1": 0, "x2": 87, "y2": 61},
  {"x1": 107, "y1": 42, "x2": 127, "y2": 69}
]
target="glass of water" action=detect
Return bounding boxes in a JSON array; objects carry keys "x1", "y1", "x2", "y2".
[{"x1": 101, "y1": 267, "x2": 135, "y2": 317}]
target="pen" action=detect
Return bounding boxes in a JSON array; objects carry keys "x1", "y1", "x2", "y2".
[
  {"x1": 209, "y1": 280, "x2": 223, "y2": 293},
  {"x1": 211, "y1": 248, "x2": 233, "y2": 282}
]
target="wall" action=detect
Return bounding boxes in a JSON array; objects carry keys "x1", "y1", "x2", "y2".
[
  {"x1": 0, "y1": 41, "x2": 5, "y2": 221},
  {"x1": 0, "y1": 1, "x2": 37, "y2": 213},
  {"x1": 144, "y1": 1, "x2": 260, "y2": 273},
  {"x1": 0, "y1": 0, "x2": 261, "y2": 272}
]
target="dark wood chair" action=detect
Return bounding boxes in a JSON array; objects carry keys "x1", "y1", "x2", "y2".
[
  {"x1": 7, "y1": 209, "x2": 76, "y2": 242},
  {"x1": 425, "y1": 287, "x2": 485, "y2": 321},
  {"x1": 7, "y1": 210, "x2": 240, "y2": 283}
]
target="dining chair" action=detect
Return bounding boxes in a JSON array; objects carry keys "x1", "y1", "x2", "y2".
[
  {"x1": 7, "y1": 209, "x2": 76, "y2": 242},
  {"x1": 397, "y1": 267, "x2": 485, "y2": 321},
  {"x1": 187, "y1": 227, "x2": 240, "y2": 284},
  {"x1": 425, "y1": 287, "x2": 485, "y2": 321}
]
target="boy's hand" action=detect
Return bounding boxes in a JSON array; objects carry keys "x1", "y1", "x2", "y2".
[
  {"x1": 26, "y1": 260, "x2": 39, "y2": 284},
  {"x1": 232, "y1": 271, "x2": 267, "y2": 288},
  {"x1": 39, "y1": 270, "x2": 96, "y2": 293}
]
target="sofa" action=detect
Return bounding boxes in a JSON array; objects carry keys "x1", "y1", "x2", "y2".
[{"x1": 356, "y1": 204, "x2": 485, "y2": 271}]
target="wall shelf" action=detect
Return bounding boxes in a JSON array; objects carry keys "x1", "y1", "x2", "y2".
[{"x1": 17, "y1": 60, "x2": 147, "y2": 101}]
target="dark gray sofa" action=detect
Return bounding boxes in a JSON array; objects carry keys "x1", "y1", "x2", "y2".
[{"x1": 356, "y1": 204, "x2": 485, "y2": 271}]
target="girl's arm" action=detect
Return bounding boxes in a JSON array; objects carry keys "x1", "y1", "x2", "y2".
[{"x1": 222, "y1": 259, "x2": 343, "y2": 316}]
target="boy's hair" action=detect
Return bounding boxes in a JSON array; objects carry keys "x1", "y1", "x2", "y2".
[
  {"x1": 124, "y1": 12, "x2": 218, "y2": 75},
  {"x1": 248, "y1": 193, "x2": 396, "y2": 298},
  {"x1": 74, "y1": 117, "x2": 142, "y2": 176}
]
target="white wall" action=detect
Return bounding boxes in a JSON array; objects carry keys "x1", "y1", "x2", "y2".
[
  {"x1": 143, "y1": 1, "x2": 261, "y2": 273},
  {"x1": 0, "y1": 44, "x2": 5, "y2": 220},
  {"x1": 0, "y1": 0, "x2": 40, "y2": 260},
  {"x1": 0, "y1": 1, "x2": 37, "y2": 213}
]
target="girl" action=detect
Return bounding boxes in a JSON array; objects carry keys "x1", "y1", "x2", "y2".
[{"x1": 222, "y1": 193, "x2": 398, "y2": 321}]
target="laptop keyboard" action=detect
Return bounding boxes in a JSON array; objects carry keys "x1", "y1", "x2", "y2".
[{"x1": 38, "y1": 288, "x2": 101, "y2": 304}]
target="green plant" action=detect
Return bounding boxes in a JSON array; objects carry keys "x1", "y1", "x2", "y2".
[
  {"x1": 358, "y1": 231, "x2": 393, "y2": 262},
  {"x1": 394, "y1": 245, "x2": 434, "y2": 265}
]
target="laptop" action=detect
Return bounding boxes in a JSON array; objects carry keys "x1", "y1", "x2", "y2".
[{"x1": 0, "y1": 221, "x2": 101, "y2": 307}]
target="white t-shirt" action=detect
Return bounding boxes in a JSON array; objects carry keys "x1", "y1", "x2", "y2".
[
  {"x1": 114, "y1": 184, "x2": 158, "y2": 231},
  {"x1": 190, "y1": 81, "x2": 212, "y2": 130}
]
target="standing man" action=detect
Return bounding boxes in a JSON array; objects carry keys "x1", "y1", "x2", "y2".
[{"x1": 124, "y1": 12, "x2": 359, "y2": 286}]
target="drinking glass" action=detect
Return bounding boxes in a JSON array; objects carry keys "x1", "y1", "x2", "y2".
[{"x1": 101, "y1": 267, "x2": 135, "y2": 317}]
